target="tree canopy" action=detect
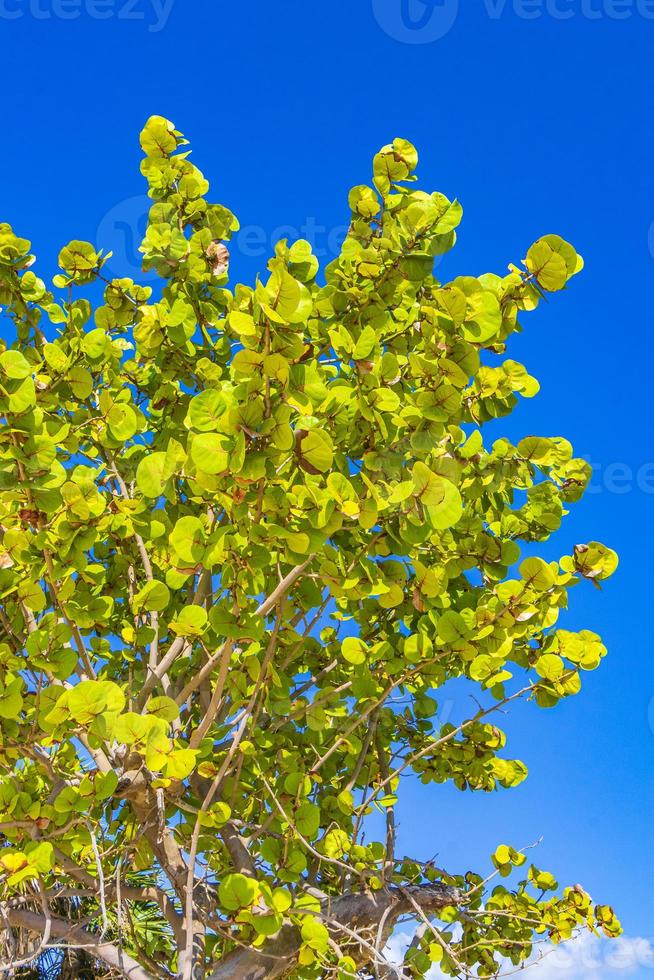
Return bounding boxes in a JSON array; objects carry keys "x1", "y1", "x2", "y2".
[{"x1": 0, "y1": 117, "x2": 620, "y2": 979}]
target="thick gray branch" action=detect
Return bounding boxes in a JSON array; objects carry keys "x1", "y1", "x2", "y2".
[
  {"x1": 208, "y1": 883, "x2": 462, "y2": 980},
  {"x1": 7, "y1": 909, "x2": 156, "y2": 980}
]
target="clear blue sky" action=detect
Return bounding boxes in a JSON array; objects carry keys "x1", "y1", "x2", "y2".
[{"x1": 2, "y1": 1, "x2": 653, "y2": 974}]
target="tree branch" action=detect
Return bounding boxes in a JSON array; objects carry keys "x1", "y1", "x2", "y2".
[
  {"x1": 141, "y1": 560, "x2": 311, "y2": 703},
  {"x1": 254, "y1": 560, "x2": 312, "y2": 618},
  {"x1": 6, "y1": 908, "x2": 158, "y2": 980},
  {"x1": 207, "y1": 883, "x2": 462, "y2": 980}
]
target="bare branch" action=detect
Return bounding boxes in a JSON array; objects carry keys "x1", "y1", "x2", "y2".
[
  {"x1": 254, "y1": 560, "x2": 312, "y2": 618},
  {"x1": 6, "y1": 908, "x2": 157, "y2": 980},
  {"x1": 207, "y1": 883, "x2": 463, "y2": 980}
]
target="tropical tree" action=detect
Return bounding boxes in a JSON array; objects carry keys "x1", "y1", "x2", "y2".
[{"x1": 0, "y1": 117, "x2": 620, "y2": 980}]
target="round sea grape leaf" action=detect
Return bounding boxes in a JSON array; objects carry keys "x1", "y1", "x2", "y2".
[
  {"x1": 352, "y1": 326, "x2": 377, "y2": 360},
  {"x1": 68, "y1": 680, "x2": 124, "y2": 726},
  {"x1": 251, "y1": 912, "x2": 284, "y2": 937},
  {"x1": 219, "y1": 873, "x2": 260, "y2": 912},
  {"x1": 42, "y1": 342, "x2": 68, "y2": 372},
  {"x1": 191, "y1": 433, "x2": 230, "y2": 475},
  {"x1": 284, "y1": 772, "x2": 312, "y2": 797},
  {"x1": 170, "y1": 516, "x2": 207, "y2": 564},
  {"x1": 140, "y1": 115, "x2": 178, "y2": 156},
  {"x1": 462, "y1": 291, "x2": 501, "y2": 343},
  {"x1": 163, "y1": 747, "x2": 197, "y2": 780},
  {"x1": 187, "y1": 390, "x2": 227, "y2": 432},
  {"x1": 171, "y1": 605, "x2": 208, "y2": 636},
  {"x1": 535, "y1": 654, "x2": 565, "y2": 681},
  {"x1": 519, "y1": 557, "x2": 555, "y2": 591},
  {"x1": 412, "y1": 464, "x2": 462, "y2": 529},
  {"x1": 58, "y1": 240, "x2": 100, "y2": 279},
  {"x1": 81, "y1": 328, "x2": 109, "y2": 360},
  {"x1": 404, "y1": 633, "x2": 432, "y2": 664},
  {"x1": 525, "y1": 240, "x2": 568, "y2": 292},
  {"x1": 94, "y1": 771, "x2": 119, "y2": 801},
  {"x1": 348, "y1": 185, "x2": 380, "y2": 218},
  {"x1": 107, "y1": 403, "x2": 137, "y2": 442},
  {"x1": 146, "y1": 697, "x2": 180, "y2": 722},
  {"x1": 573, "y1": 542, "x2": 619, "y2": 581},
  {"x1": 228, "y1": 311, "x2": 257, "y2": 337},
  {"x1": 437, "y1": 610, "x2": 468, "y2": 644},
  {"x1": 469, "y1": 654, "x2": 494, "y2": 682},
  {"x1": 540, "y1": 234, "x2": 584, "y2": 276},
  {"x1": 7, "y1": 376, "x2": 36, "y2": 413},
  {"x1": 67, "y1": 366, "x2": 93, "y2": 400},
  {"x1": 113, "y1": 712, "x2": 162, "y2": 746},
  {"x1": 135, "y1": 580, "x2": 171, "y2": 612},
  {"x1": 0, "y1": 677, "x2": 24, "y2": 720},
  {"x1": 301, "y1": 917, "x2": 329, "y2": 953},
  {"x1": 0, "y1": 350, "x2": 31, "y2": 379},
  {"x1": 341, "y1": 637, "x2": 367, "y2": 665},
  {"x1": 179, "y1": 606, "x2": 208, "y2": 630},
  {"x1": 136, "y1": 452, "x2": 168, "y2": 498},
  {"x1": 517, "y1": 436, "x2": 552, "y2": 462},
  {"x1": 424, "y1": 484, "x2": 463, "y2": 529},
  {"x1": 296, "y1": 429, "x2": 333, "y2": 475},
  {"x1": 288, "y1": 238, "x2": 318, "y2": 273},
  {"x1": 295, "y1": 802, "x2": 320, "y2": 838}
]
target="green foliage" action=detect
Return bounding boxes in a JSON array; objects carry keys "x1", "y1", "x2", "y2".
[{"x1": 0, "y1": 118, "x2": 620, "y2": 979}]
